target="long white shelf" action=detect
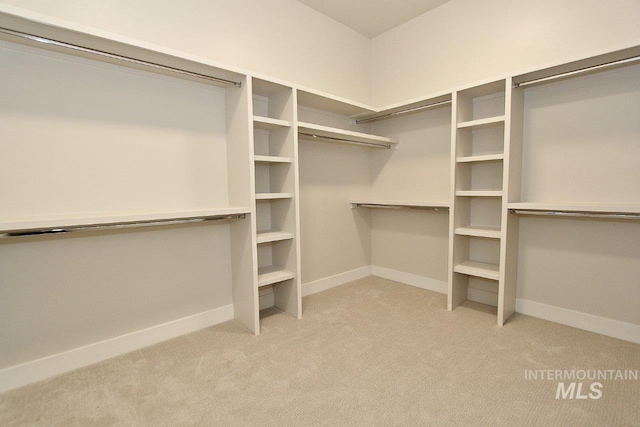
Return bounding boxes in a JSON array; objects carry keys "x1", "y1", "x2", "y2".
[
  {"x1": 253, "y1": 115, "x2": 291, "y2": 130},
  {"x1": 298, "y1": 121, "x2": 397, "y2": 149},
  {"x1": 455, "y1": 225, "x2": 501, "y2": 239},
  {"x1": 457, "y1": 116, "x2": 505, "y2": 130},
  {"x1": 256, "y1": 231, "x2": 294, "y2": 244},
  {"x1": 258, "y1": 266, "x2": 295, "y2": 287},
  {"x1": 350, "y1": 200, "x2": 449, "y2": 210},
  {"x1": 0, "y1": 206, "x2": 251, "y2": 235},
  {"x1": 456, "y1": 153, "x2": 504, "y2": 163},
  {"x1": 255, "y1": 193, "x2": 294, "y2": 200},
  {"x1": 254, "y1": 155, "x2": 292, "y2": 164},
  {"x1": 453, "y1": 261, "x2": 500, "y2": 281},
  {"x1": 508, "y1": 202, "x2": 640, "y2": 220},
  {"x1": 456, "y1": 190, "x2": 503, "y2": 197}
]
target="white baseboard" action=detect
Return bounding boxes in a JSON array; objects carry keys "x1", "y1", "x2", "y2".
[
  {"x1": 371, "y1": 265, "x2": 447, "y2": 294},
  {"x1": 0, "y1": 304, "x2": 234, "y2": 394},
  {"x1": 515, "y1": 299, "x2": 640, "y2": 344},
  {"x1": 302, "y1": 266, "x2": 372, "y2": 297}
]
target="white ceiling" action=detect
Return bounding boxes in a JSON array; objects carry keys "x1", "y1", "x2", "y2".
[{"x1": 297, "y1": 0, "x2": 450, "y2": 38}]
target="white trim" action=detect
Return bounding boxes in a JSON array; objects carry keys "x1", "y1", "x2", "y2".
[
  {"x1": 371, "y1": 266, "x2": 447, "y2": 294},
  {"x1": 0, "y1": 304, "x2": 234, "y2": 394},
  {"x1": 301, "y1": 266, "x2": 372, "y2": 296},
  {"x1": 515, "y1": 299, "x2": 640, "y2": 344}
]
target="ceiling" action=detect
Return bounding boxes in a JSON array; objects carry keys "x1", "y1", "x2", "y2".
[{"x1": 297, "y1": 0, "x2": 450, "y2": 38}]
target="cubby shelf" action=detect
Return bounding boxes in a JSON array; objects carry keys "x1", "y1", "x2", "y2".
[
  {"x1": 298, "y1": 121, "x2": 397, "y2": 148},
  {"x1": 457, "y1": 116, "x2": 505, "y2": 130},
  {"x1": 455, "y1": 225, "x2": 501, "y2": 239},
  {"x1": 254, "y1": 155, "x2": 292, "y2": 164},
  {"x1": 453, "y1": 261, "x2": 500, "y2": 281},
  {"x1": 256, "y1": 231, "x2": 294, "y2": 244},
  {"x1": 455, "y1": 190, "x2": 503, "y2": 197},
  {"x1": 255, "y1": 193, "x2": 294, "y2": 200},
  {"x1": 257, "y1": 266, "x2": 295, "y2": 287},
  {"x1": 253, "y1": 115, "x2": 291, "y2": 130},
  {"x1": 456, "y1": 153, "x2": 504, "y2": 163}
]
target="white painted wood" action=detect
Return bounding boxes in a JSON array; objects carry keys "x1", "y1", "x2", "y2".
[
  {"x1": 301, "y1": 266, "x2": 372, "y2": 297},
  {"x1": 455, "y1": 225, "x2": 501, "y2": 239},
  {"x1": 457, "y1": 116, "x2": 506, "y2": 130},
  {"x1": 298, "y1": 121, "x2": 397, "y2": 145},
  {"x1": 257, "y1": 266, "x2": 295, "y2": 287},
  {"x1": 256, "y1": 231, "x2": 294, "y2": 244},
  {"x1": 508, "y1": 202, "x2": 640, "y2": 215},
  {"x1": 453, "y1": 260, "x2": 500, "y2": 281},
  {"x1": 371, "y1": 266, "x2": 447, "y2": 294},
  {"x1": 0, "y1": 304, "x2": 234, "y2": 394},
  {"x1": 253, "y1": 116, "x2": 292, "y2": 130},
  {"x1": 456, "y1": 153, "x2": 504, "y2": 163},
  {"x1": 350, "y1": 200, "x2": 450, "y2": 208},
  {"x1": 254, "y1": 155, "x2": 293, "y2": 164},
  {"x1": 455, "y1": 190, "x2": 503, "y2": 197},
  {"x1": 255, "y1": 193, "x2": 294, "y2": 200}
]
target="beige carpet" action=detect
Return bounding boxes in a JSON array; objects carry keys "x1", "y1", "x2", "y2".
[{"x1": 1, "y1": 276, "x2": 639, "y2": 426}]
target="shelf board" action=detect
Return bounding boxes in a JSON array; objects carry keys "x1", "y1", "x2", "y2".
[
  {"x1": 457, "y1": 116, "x2": 505, "y2": 130},
  {"x1": 253, "y1": 116, "x2": 291, "y2": 130},
  {"x1": 0, "y1": 206, "x2": 251, "y2": 235},
  {"x1": 350, "y1": 199, "x2": 449, "y2": 210},
  {"x1": 254, "y1": 155, "x2": 292, "y2": 164},
  {"x1": 455, "y1": 225, "x2": 502, "y2": 239},
  {"x1": 456, "y1": 153, "x2": 504, "y2": 163},
  {"x1": 258, "y1": 266, "x2": 295, "y2": 287},
  {"x1": 256, "y1": 231, "x2": 294, "y2": 244},
  {"x1": 507, "y1": 202, "x2": 640, "y2": 215},
  {"x1": 298, "y1": 121, "x2": 397, "y2": 148},
  {"x1": 453, "y1": 261, "x2": 500, "y2": 281},
  {"x1": 455, "y1": 191, "x2": 503, "y2": 197},
  {"x1": 255, "y1": 193, "x2": 294, "y2": 200}
]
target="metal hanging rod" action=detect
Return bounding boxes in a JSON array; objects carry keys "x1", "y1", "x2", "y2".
[
  {"x1": 299, "y1": 132, "x2": 391, "y2": 149},
  {"x1": 0, "y1": 27, "x2": 242, "y2": 87},
  {"x1": 514, "y1": 55, "x2": 640, "y2": 88},
  {"x1": 1, "y1": 213, "x2": 246, "y2": 238},
  {"x1": 509, "y1": 209, "x2": 640, "y2": 220},
  {"x1": 355, "y1": 100, "x2": 452, "y2": 124},
  {"x1": 351, "y1": 203, "x2": 448, "y2": 211}
]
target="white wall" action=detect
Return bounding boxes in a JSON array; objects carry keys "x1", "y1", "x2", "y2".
[
  {"x1": 0, "y1": 0, "x2": 372, "y2": 104},
  {"x1": 371, "y1": 0, "x2": 640, "y2": 106}
]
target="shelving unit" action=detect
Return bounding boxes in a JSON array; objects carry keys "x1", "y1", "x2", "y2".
[{"x1": 251, "y1": 78, "x2": 302, "y2": 327}]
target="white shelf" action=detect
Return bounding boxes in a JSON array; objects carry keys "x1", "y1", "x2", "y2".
[
  {"x1": 253, "y1": 116, "x2": 291, "y2": 130},
  {"x1": 453, "y1": 261, "x2": 500, "y2": 281},
  {"x1": 457, "y1": 116, "x2": 505, "y2": 130},
  {"x1": 508, "y1": 202, "x2": 640, "y2": 215},
  {"x1": 350, "y1": 199, "x2": 449, "y2": 210},
  {"x1": 455, "y1": 191, "x2": 503, "y2": 197},
  {"x1": 455, "y1": 225, "x2": 501, "y2": 239},
  {"x1": 456, "y1": 153, "x2": 504, "y2": 163},
  {"x1": 258, "y1": 266, "x2": 295, "y2": 287},
  {"x1": 256, "y1": 231, "x2": 294, "y2": 244},
  {"x1": 0, "y1": 206, "x2": 251, "y2": 234},
  {"x1": 298, "y1": 121, "x2": 397, "y2": 148},
  {"x1": 255, "y1": 193, "x2": 294, "y2": 200},
  {"x1": 254, "y1": 155, "x2": 292, "y2": 164}
]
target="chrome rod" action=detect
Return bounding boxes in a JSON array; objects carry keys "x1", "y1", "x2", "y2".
[
  {"x1": 0, "y1": 27, "x2": 242, "y2": 87},
  {"x1": 514, "y1": 55, "x2": 640, "y2": 88},
  {"x1": 351, "y1": 203, "x2": 448, "y2": 211},
  {"x1": 355, "y1": 100, "x2": 452, "y2": 124},
  {"x1": 299, "y1": 132, "x2": 391, "y2": 149},
  {"x1": 509, "y1": 209, "x2": 640, "y2": 220},
  {"x1": 1, "y1": 213, "x2": 246, "y2": 238}
]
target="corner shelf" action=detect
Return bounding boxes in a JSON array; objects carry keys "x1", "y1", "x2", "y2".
[
  {"x1": 258, "y1": 266, "x2": 295, "y2": 287},
  {"x1": 298, "y1": 121, "x2": 397, "y2": 149},
  {"x1": 453, "y1": 260, "x2": 500, "y2": 281},
  {"x1": 256, "y1": 231, "x2": 294, "y2": 244},
  {"x1": 253, "y1": 116, "x2": 291, "y2": 130},
  {"x1": 455, "y1": 225, "x2": 501, "y2": 239}
]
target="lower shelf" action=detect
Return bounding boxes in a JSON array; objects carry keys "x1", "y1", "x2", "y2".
[
  {"x1": 453, "y1": 260, "x2": 500, "y2": 281},
  {"x1": 256, "y1": 231, "x2": 294, "y2": 244},
  {"x1": 258, "y1": 266, "x2": 295, "y2": 287}
]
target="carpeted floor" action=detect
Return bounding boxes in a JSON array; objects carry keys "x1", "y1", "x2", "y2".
[{"x1": 1, "y1": 276, "x2": 639, "y2": 426}]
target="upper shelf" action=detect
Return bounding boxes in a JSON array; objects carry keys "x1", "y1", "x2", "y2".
[
  {"x1": 298, "y1": 122, "x2": 397, "y2": 149},
  {"x1": 352, "y1": 93, "x2": 452, "y2": 124},
  {"x1": 0, "y1": 11, "x2": 244, "y2": 88},
  {"x1": 508, "y1": 202, "x2": 640, "y2": 220},
  {"x1": 0, "y1": 206, "x2": 251, "y2": 236},
  {"x1": 350, "y1": 200, "x2": 449, "y2": 211},
  {"x1": 457, "y1": 116, "x2": 506, "y2": 130},
  {"x1": 253, "y1": 116, "x2": 291, "y2": 130}
]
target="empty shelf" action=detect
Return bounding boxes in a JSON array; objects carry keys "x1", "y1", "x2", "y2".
[
  {"x1": 457, "y1": 116, "x2": 505, "y2": 130},
  {"x1": 255, "y1": 193, "x2": 294, "y2": 200},
  {"x1": 508, "y1": 202, "x2": 640, "y2": 220},
  {"x1": 350, "y1": 200, "x2": 449, "y2": 210},
  {"x1": 258, "y1": 266, "x2": 295, "y2": 287},
  {"x1": 455, "y1": 225, "x2": 501, "y2": 239},
  {"x1": 298, "y1": 121, "x2": 397, "y2": 149},
  {"x1": 256, "y1": 231, "x2": 294, "y2": 244},
  {"x1": 454, "y1": 261, "x2": 500, "y2": 281},
  {"x1": 456, "y1": 153, "x2": 504, "y2": 163},
  {"x1": 254, "y1": 155, "x2": 292, "y2": 164},
  {"x1": 253, "y1": 116, "x2": 291, "y2": 130},
  {"x1": 456, "y1": 190, "x2": 503, "y2": 197}
]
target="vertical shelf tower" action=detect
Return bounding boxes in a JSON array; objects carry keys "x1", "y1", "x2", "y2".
[
  {"x1": 251, "y1": 78, "x2": 302, "y2": 328},
  {"x1": 448, "y1": 79, "x2": 518, "y2": 325}
]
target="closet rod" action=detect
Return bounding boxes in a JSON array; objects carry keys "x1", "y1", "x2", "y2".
[
  {"x1": 299, "y1": 132, "x2": 392, "y2": 149},
  {"x1": 0, "y1": 27, "x2": 242, "y2": 88},
  {"x1": 354, "y1": 100, "x2": 452, "y2": 124},
  {"x1": 509, "y1": 209, "x2": 640, "y2": 220},
  {"x1": 1, "y1": 213, "x2": 247, "y2": 238},
  {"x1": 351, "y1": 203, "x2": 448, "y2": 211},
  {"x1": 514, "y1": 55, "x2": 640, "y2": 87}
]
